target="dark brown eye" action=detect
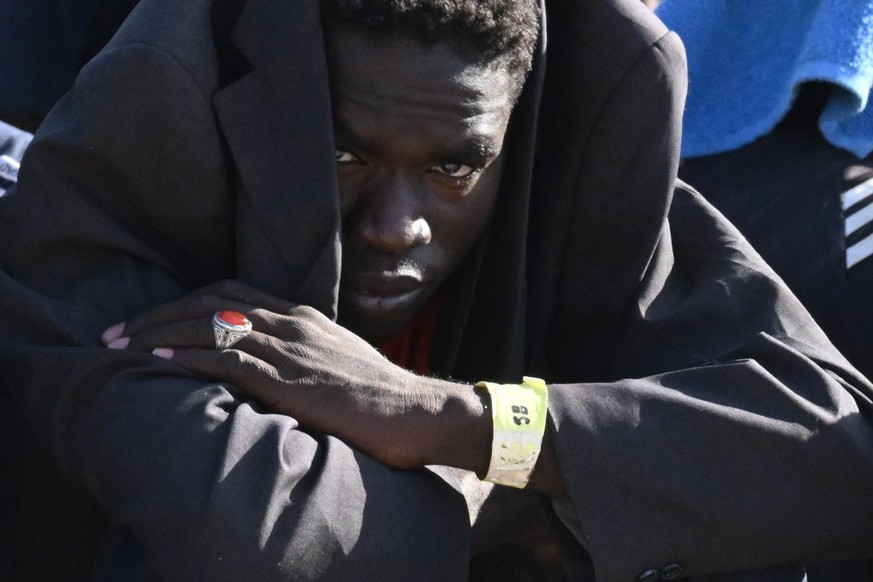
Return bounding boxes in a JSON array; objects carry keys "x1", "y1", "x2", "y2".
[
  {"x1": 431, "y1": 163, "x2": 476, "y2": 178},
  {"x1": 335, "y1": 149, "x2": 358, "y2": 163}
]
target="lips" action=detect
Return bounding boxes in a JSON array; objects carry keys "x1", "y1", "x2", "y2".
[{"x1": 341, "y1": 268, "x2": 427, "y2": 313}]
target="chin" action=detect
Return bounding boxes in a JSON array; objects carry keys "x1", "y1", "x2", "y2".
[
  {"x1": 337, "y1": 289, "x2": 430, "y2": 344},
  {"x1": 338, "y1": 310, "x2": 413, "y2": 344}
]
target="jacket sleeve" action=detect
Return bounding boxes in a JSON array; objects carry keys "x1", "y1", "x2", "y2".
[
  {"x1": 0, "y1": 44, "x2": 470, "y2": 580},
  {"x1": 525, "y1": 15, "x2": 873, "y2": 579},
  {"x1": 546, "y1": 186, "x2": 873, "y2": 581}
]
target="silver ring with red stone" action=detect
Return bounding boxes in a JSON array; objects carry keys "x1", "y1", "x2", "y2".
[{"x1": 212, "y1": 310, "x2": 252, "y2": 350}]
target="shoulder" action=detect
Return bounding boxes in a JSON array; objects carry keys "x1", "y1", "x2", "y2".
[{"x1": 90, "y1": 0, "x2": 225, "y2": 95}]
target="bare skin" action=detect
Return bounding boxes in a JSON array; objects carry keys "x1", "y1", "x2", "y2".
[
  {"x1": 330, "y1": 31, "x2": 512, "y2": 342},
  {"x1": 103, "y1": 280, "x2": 566, "y2": 498},
  {"x1": 102, "y1": 34, "x2": 567, "y2": 498}
]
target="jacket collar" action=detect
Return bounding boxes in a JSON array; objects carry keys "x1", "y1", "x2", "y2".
[{"x1": 212, "y1": 0, "x2": 341, "y2": 317}]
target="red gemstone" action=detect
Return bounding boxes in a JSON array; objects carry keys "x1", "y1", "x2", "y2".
[{"x1": 218, "y1": 310, "x2": 248, "y2": 326}]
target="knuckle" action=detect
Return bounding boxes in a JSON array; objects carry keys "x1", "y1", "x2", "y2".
[
  {"x1": 125, "y1": 308, "x2": 156, "y2": 333},
  {"x1": 294, "y1": 320, "x2": 320, "y2": 342},
  {"x1": 254, "y1": 358, "x2": 280, "y2": 383},
  {"x1": 197, "y1": 293, "x2": 220, "y2": 311},
  {"x1": 215, "y1": 279, "x2": 234, "y2": 292},
  {"x1": 261, "y1": 333, "x2": 284, "y2": 353},
  {"x1": 248, "y1": 307, "x2": 271, "y2": 325},
  {"x1": 216, "y1": 279, "x2": 243, "y2": 296},
  {"x1": 290, "y1": 305, "x2": 329, "y2": 330},
  {"x1": 123, "y1": 317, "x2": 143, "y2": 335},
  {"x1": 221, "y1": 348, "x2": 247, "y2": 368},
  {"x1": 200, "y1": 318, "x2": 216, "y2": 340},
  {"x1": 283, "y1": 338, "x2": 306, "y2": 359},
  {"x1": 290, "y1": 304, "x2": 317, "y2": 318}
]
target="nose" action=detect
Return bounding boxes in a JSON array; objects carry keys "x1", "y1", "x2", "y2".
[{"x1": 347, "y1": 174, "x2": 432, "y2": 254}]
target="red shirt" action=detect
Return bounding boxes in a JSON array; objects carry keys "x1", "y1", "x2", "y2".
[{"x1": 377, "y1": 294, "x2": 441, "y2": 375}]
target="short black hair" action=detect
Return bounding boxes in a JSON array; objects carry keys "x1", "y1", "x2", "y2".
[{"x1": 320, "y1": 0, "x2": 540, "y2": 93}]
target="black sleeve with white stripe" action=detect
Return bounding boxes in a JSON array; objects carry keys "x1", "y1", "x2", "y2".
[{"x1": 0, "y1": 119, "x2": 32, "y2": 196}]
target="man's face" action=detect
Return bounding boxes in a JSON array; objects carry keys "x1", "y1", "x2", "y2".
[{"x1": 327, "y1": 31, "x2": 518, "y2": 343}]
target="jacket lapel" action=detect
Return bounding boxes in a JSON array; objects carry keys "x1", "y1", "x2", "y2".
[{"x1": 213, "y1": 0, "x2": 341, "y2": 318}]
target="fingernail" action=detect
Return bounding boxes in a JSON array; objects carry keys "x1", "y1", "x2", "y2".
[
  {"x1": 107, "y1": 337, "x2": 130, "y2": 350},
  {"x1": 102, "y1": 323, "x2": 125, "y2": 344},
  {"x1": 153, "y1": 348, "x2": 174, "y2": 360}
]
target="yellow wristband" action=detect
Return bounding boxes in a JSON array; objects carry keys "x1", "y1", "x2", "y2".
[{"x1": 475, "y1": 376, "x2": 548, "y2": 488}]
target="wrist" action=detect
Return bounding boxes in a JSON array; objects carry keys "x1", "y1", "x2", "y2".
[
  {"x1": 416, "y1": 377, "x2": 492, "y2": 474},
  {"x1": 476, "y1": 377, "x2": 549, "y2": 489}
]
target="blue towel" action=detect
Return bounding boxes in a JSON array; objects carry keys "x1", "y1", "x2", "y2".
[{"x1": 656, "y1": 0, "x2": 873, "y2": 159}]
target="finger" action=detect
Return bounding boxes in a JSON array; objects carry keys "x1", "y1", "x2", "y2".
[
  {"x1": 236, "y1": 308, "x2": 327, "y2": 349},
  {"x1": 110, "y1": 318, "x2": 214, "y2": 351},
  {"x1": 103, "y1": 297, "x2": 255, "y2": 344},
  {"x1": 102, "y1": 280, "x2": 299, "y2": 344},
  {"x1": 123, "y1": 296, "x2": 254, "y2": 337},
  {"x1": 207, "y1": 280, "x2": 300, "y2": 316},
  {"x1": 113, "y1": 309, "x2": 286, "y2": 372},
  {"x1": 161, "y1": 347, "x2": 297, "y2": 413}
]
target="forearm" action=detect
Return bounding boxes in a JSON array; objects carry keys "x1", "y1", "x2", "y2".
[{"x1": 69, "y1": 368, "x2": 472, "y2": 580}]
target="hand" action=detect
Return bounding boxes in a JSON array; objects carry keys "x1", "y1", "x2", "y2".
[{"x1": 101, "y1": 280, "x2": 492, "y2": 472}]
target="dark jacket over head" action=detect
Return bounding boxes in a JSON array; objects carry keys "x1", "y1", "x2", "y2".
[{"x1": 1, "y1": 0, "x2": 871, "y2": 580}]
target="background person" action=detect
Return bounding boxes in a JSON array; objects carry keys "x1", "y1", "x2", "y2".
[
  {"x1": 655, "y1": 4, "x2": 873, "y2": 575},
  {"x1": 0, "y1": 0, "x2": 139, "y2": 132},
  {"x1": 656, "y1": 0, "x2": 873, "y2": 386}
]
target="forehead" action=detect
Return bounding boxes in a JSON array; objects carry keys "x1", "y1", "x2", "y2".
[{"x1": 325, "y1": 32, "x2": 517, "y2": 149}]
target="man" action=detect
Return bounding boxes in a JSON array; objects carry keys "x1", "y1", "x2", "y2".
[{"x1": 1, "y1": 0, "x2": 872, "y2": 581}]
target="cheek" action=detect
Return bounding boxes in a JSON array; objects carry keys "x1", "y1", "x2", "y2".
[
  {"x1": 336, "y1": 172, "x2": 362, "y2": 219},
  {"x1": 431, "y1": 174, "x2": 501, "y2": 260}
]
